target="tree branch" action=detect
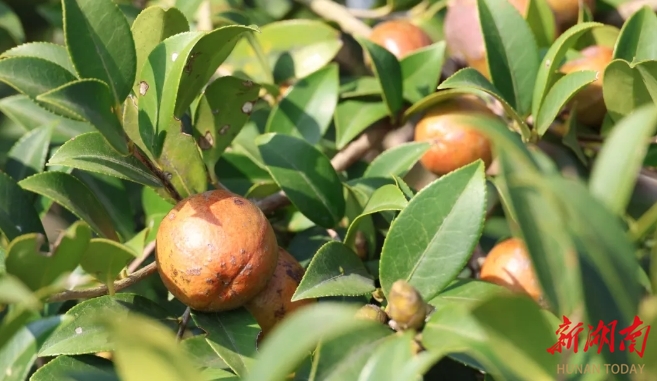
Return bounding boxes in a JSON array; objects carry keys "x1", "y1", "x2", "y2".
[{"x1": 294, "y1": 0, "x2": 373, "y2": 37}]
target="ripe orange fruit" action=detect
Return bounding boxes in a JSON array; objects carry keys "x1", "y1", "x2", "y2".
[
  {"x1": 560, "y1": 45, "x2": 613, "y2": 127},
  {"x1": 414, "y1": 96, "x2": 495, "y2": 176},
  {"x1": 244, "y1": 247, "x2": 316, "y2": 337},
  {"x1": 480, "y1": 238, "x2": 542, "y2": 302},
  {"x1": 369, "y1": 20, "x2": 432, "y2": 59},
  {"x1": 155, "y1": 189, "x2": 279, "y2": 312}
]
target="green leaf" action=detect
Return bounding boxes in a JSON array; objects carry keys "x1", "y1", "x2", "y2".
[
  {"x1": 192, "y1": 309, "x2": 259, "y2": 377},
  {"x1": 266, "y1": 64, "x2": 339, "y2": 144},
  {"x1": 400, "y1": 41, "x2": 446, "y2": 104},
  {"x1": 5, "y1": 123, "x2": 54, "y2": 182},
  {"x1": 80, "y1": 239, "x2": 136, "y2": 284},
  {"x1": 525, "y1": 0, "x2": 556, "y2": 48},
  {"x1": 0, "y1": 274, "x2": 41, "y2": 310},
  {"x1": 614, "y1": 6, "x2": 657, "y2": 63},
  {"x1": 589, "y1": 105, "x2": 657, "y2": 215},
  {"x1": 532, "y1": 22, "x2": 602, "y2": 118},
  {"x1": 602, "y1": 59, "x2": 653, "y2": 122},
  {"x1": 312, "y1": 324, "x2": 392, "y2": 381},
  {"x1": 102, "y1": 312, "x2": 204, "y2": 381},
  {"x1": 226, "y1": 19, "x2": 343, "y2": 84},
  {"x1": 364, "y1": 142, "x2": 430, "y2": 179},
  {"x1": 535, "y1": 70, "x2": 598, "y2": 136},
  {"x1": 131, "y1": 5, "x2": 189, "y2": 84},
  {"x1": 0, "y1": 171, "x2": 47, "y2": 242},
  {"x1": 5, "y1": 221, "x2": 91, "y2": 292},
  {"x1": 0, "y1": 56, "x2": 76, "y2": 98},
  {"x1": 340, "y1": 77, "x2": 381, "y2": 99},
  {"x1": 62, "y1": 0, "x2": 137, "y2": 104},
  {"x1": 343, "y1": 184, "x2": 408, "y2": 249},
  {"x1": 256, "y1": 133, "x2": 345, "y2": 228},
  {"x1": 356, "y1": 37, "x2": 403, "y2": 119},
  {"x1": 0, "y1": 42, "x2": 76, "y2": 75},
  {"x1": 477, "y1": 0, "x2": 539, "y2": 116},
  {"x1": 18, "y1": 171, "x2": 119, "y2": 241},
  {"x1": 0, "y1": 95, "x2": 94, "y2": 143},
  {"x1": 292, "y1": 241, "x2": 375, "y2": 301},
  {"x1": 157, "y1": 130, "x2": 209, "y2": 199},
  {"x1": 0, "y1": 316, "x2": 63, "y2": 381},
  {"x1": 357, "y1": 331, "x2": 415, "y2": 381},
  {"x1": 436, "y1": 69, "x2": 529, "y2": 139},
  {"x1": 181, "y1": 336, "x2": 229, "y2": 371},
  {"x1": 428, "y1": 279, "x2": 510, "y2": 308},
  {"x1": 379, "y1": 161, "x2": 487, "y2": 300},
  {"x1": 47, "y1": 132, "x2": 162, "y2": 187},
  {"x1": 0, "y1": 1, "x2": 24, "y2": 45},
  {"x1": 175, "y1": 25, "x2": 256, "y2": 117},
  {"x1": 39, "y1": 294, "x2": 172, "y2": 356},
  {"x1": 334, "y1": 99, "x2": 388, "y2": 150},
  {"x1": 30, "y1": 355, "x2": 118, "y2": 381},
  {"x1": 36, "y1": 79, "x2": 129, "y2": 154},
  {"x1": 194, "y1": 76, "x2": 261, "y2": 170},
  {"x1": 242, "y1": 303, "x2": 378, "y2": 381}
]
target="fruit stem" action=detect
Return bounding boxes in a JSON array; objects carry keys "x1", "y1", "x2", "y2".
[
  {"x1": 106, "y1": 273, "x2": 116, "y2": 297},
  {"x1": 176, "y1": 307, "x2": 192, "y2": 341}
]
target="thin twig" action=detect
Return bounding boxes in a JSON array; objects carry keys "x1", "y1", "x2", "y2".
[
  {"x1": 127, "y1": 240, "x2": 157, "y2": 274},
  {"x1": 176, "y1": 307, "x2": 192, "y2": 341},
  {"x1": 294, "y1": 0, "x2": 373, "y2": 37}
]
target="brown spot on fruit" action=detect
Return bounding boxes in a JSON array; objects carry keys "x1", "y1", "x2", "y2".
[
  {"x1": 559, "y1": 45, "x2": 613, "y2": 128},
  {"x1": 480, "y1": 237, "x2": 543, "y2": 302},
  {"x1": 369, "y1": 20, "x2": 433, "y2": 60},
  {"x1": 244, "y1": 247, "x2": 316, "y2": 339},
  {"x1": 155, "y1": 189, "x2": 279, "y2": 312},
  {"x1": 233, "y1": 198, "x2": 244, "y2": 205},
  {"x1": 187, "y1": 267, "x2": 201, "y2": 276},
  {"x1": 414, "y1": 95, "x2": 496, "y2": 176}
]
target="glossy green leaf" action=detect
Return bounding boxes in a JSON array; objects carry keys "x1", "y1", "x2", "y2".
[
  {"x1": 0, "y1": 1, "x2": 24, "y2": 45},
  {"x1": 30, "y1": 355, "x2": 118, "y2": 381},
  {"x1": 334, "y1": 99, "x2": 388, "y2": 149},
  {"x1": 340, "y1": 77, "x2": 381, "y2": 99},
  {"x1": 0, "y1": 56, "x2": 76, "y2": 98},
  {"x1": 428, "y1": 279, "x2": 510, "y2": 308},
  {"x1": 357, "y1": 331, "x2": 415, "y2": 381},
  {"x1": 437, "y1": 69, "x2": 529, "y2": 139},
  {"x1": 0, "y1": 171, "x2": 47, "y2": 242},
  {"x1": 0, "y1": 95, "x2": 93, "y2": 143},
  {"x1": 312, "y1": 324, "x2": 392, "y2": 381},
  {"x1": 131, "y1": 5, "x2": 189, "y2": 83},
  {"x1": 535, "y1": 70, "x2": 598, "y2": 136},
  {"x1": 0, "y1": 42, "x2": 76, "y2": 75},
  {"x1": 356, "y1": 37, "x2": 403, "y2": 119},
  {"x1": 214, "y1": 151, "x2": 274, "y2": 197},
  {"x1": 80, "y1": 239, "x2": 137, "y2": 284},
  {"x1": 400, "y1": 41, "x2": 446, "y2": 104},
  {"x1": 590, "y1": 105, "x2": 657, "y2": 215},
  {"x1": 36, "y1": 79, "x2": 129, "y2": 154},
  {"x1": 192, "y1": 309, "x2": 259, "y2": 377},
  {"x1": 477, "y1": 0, "x2": 539, "y2": 116},
  {"x1": 62, "y1": 0, "x2": 137, "y2": 104},
  {"x1": 5, "y1": 123, "x2": 54, "y2": 182},
  {"x1": 39, "y1": 294, "x2": 172, "y2": 356},
  {"x1": 102, "y1": 312, "x2": 203, "y2": 381},
  {"x1": 157, "y1": 129, "x2": 209, "y2": 200},
  {"x1": 266, "y1": 64, "x2": 338, "y2": 144},
  {"x1": 181, "y1": 336, "x2": 229, "y2": 371},
  {"x1": 614, "y1": 6, "x2": 657, "y2": 63},
  {"x1": 364, "y1": 141, "x2": 430, "y2": 179},
  {"x1": 525, "y1": 0, "x2": 556, "y2": 48},
  {"x1": 532, "y1": 22, "x2": 602, "y2": 118},
  {"x1": 343, "y1": 184, "x2": 408, "y2": 249},
  {"x1": 5, "y1": 221, "x2": 90, "y2": 292},
  {"x1": 0, "y1": 316, "x2": 63, "y2": 381},
  {"x1": 194, "y1": 76, "x2": 261, "y2": 170},
  {"x1": 242, "y1": 303, "x2": 377, "y2": 381},
  {"x1": 18, "y1": 172, "x2": 119, "y2": 241},
  {"x1": 603, "y1": 59, "x2": 653, "y2": 122},
  {"x1": 292, "y1": 241, "x2": 375, "y2": 301},
  {"x1": 226, "y1": 19, "x2": 343, "y2": 84},
  {"x1": 47, "y1": 132, "x2": 162, "y2": 187},
  {"x1": 256, "y1": 133, "x2": 345, "y2": 228},
  {"x1": 379, "y1": 161, "x2": 487, "y2": 300}
]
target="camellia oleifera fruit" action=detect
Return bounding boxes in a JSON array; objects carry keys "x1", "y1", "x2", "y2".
[
  {"x1": 480, "y1": 238, "x2": 542, "y2": 302},
  {"x1": 244, "y1": 247, "x2": 316, "y2": 337},
  {"x1": 155, "y1": 189, "x2": 279, "y2": 312},
  {"x1": 560, "y1": 45, "x2": 613, "y2": 128},
  {"x1": 369, "y1": 19, "x2": 432, "y2": 59},
  {"x1": 414, "y1": 96, "x2": 495, "y2": 176}
]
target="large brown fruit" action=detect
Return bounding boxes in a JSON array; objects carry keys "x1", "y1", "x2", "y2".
[
  {"x1": 414, "y1": 96, "x2": 495, "y2": 176},
  {"x1": 444, "y1": 0, "x2": 529, "y2": 79},
  {"x1": 369, "y1": 20, "x2": 433, "y2": 59},
  {"x1": 546, "y1": 0, "x2": 595, "y2": 33},
  {"x1": 560, "y1": 45, "x2": 613, "y2": 127},
  {"x1": 155, "y1": 189, "x2": 279, "y2": 312},
  {"x1": 244, "y1": 247, "x2": 316, "y2": 337},
  {"x1": 480, "y1": 238, "x2": 542, "y2": 302}
]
